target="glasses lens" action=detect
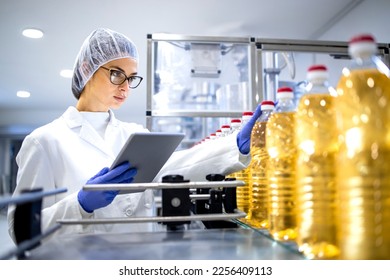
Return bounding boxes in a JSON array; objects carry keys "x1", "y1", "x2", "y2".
[
  {"x1": 128, "y1": 76, "x2": 142, "y2": 89},
  {"x1": 110, "y1": 70, "x2": 126, "y2": 85}
]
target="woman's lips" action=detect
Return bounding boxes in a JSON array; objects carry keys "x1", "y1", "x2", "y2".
[{"x1": 114, "y1": 95, "x2": 126, "y2": 102}]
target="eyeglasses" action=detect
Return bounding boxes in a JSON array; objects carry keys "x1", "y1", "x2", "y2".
[{"x1": 100, "y1": 66, "x2": 143, "y2": 89}]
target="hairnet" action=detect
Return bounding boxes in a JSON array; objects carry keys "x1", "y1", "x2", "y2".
[{"x1": 71, "y1": 28, "x2": 139, "y2": 99}]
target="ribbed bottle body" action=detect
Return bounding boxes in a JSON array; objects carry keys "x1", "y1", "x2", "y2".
[
  {"x1": 335, "y1": 69, "x2": 390, "y2": 259},
  {"x1": 248, "y1": 121, "x2": 269, "y2": 228},
  {"x1": 295, "y1": 93, "x2": 339, "y2": 259},
  {"x1": 266, "y1": 111, "x2": 297, "y2": 241}
]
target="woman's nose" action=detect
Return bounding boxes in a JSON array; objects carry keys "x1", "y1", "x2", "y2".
[{"x1": 119, "y1": 80, "x2": 130, "y2": 94}]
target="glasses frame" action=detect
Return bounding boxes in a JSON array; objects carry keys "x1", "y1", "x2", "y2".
[{"x1": 100, "y1": 66, "x2": 143, "y2": 89}]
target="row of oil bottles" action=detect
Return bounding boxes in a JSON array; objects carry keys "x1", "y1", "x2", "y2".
[{"x1": 198, "y1": 34, "x2": 390, "y2": 260}]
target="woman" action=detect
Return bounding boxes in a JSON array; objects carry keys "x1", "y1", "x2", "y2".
[{"x1": 7, "y1": 28, "x2": 260, "y2": 242}]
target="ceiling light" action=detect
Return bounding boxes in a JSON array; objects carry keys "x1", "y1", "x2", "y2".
[
  {"x1": 17, "y1": 90, "x2": 31, "y2": 98},
  {"x1": 22, "y1": 28, "x2": 44, "y2": 39},
  {"x1": 60, "y1": 69, "x2": 73, "y2": 78}
]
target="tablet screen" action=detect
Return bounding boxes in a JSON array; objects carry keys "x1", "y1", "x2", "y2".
[{"x1": 110, "y1": 132, "x2": 185, "y2": 183}]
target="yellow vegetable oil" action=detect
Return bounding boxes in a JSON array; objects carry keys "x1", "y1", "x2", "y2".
[
  {"x1": 246, "y1": 101, "x2": 275, "y2": 228},
  {"x1": 335, "y1": 34, "x2": 390, "y2": 259},
  {"x1": 295, "y1": 65, "x2": 339, "y2": 259},
  {"x1": 266, "y1": 87, "x2": 297, "y2": 241}
]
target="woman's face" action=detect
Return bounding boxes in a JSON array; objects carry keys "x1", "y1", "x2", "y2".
[{"x1": 77, "y1": 57, "x2": 139, "y2": 112}]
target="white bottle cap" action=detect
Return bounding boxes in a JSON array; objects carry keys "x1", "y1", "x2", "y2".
[
  {"x1": 230, "y1": 119, "x2": 241, "y2": 129},
  {"x1": 242, "y1": 111, "x2": 253, "y2": 122},
  {"x1": 307, "y1": 64, "x2": 329, "y2": 83},
  {"x1": 221, "y1": 125, "x2": 231, "y2": 134},
  {"x1": 277, "y1": 87, "x2": 294, "y2": 100},
  {"x1": 349, "y1": 34, "x2": 377, "y2": 59},
  {"x1": 260, "y1": 100, "x2": 275, "y2": 110}
]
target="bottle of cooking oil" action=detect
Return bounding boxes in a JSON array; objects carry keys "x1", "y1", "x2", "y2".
[
  {"x1": 335, "y1": 34, "x2": 390, "y2": 260},
  {"x1": 246, "y1": 101, "x2": 275, "y2": 228},
  {"x1": 295, "y1": 65, "x2": 340, "y2": 259},
  {"x1": 233, "y1": 112, "x2": 254, "y2": 219},
  {"x1": 266, "y1": 87, "x2": 297, "y2": 241}
]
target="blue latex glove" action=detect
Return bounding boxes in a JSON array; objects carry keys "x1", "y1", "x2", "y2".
[
  {"x1": 78, "y1": 161, "x2": 137, "y2": 213},
  {"x1": 236, "y1": 104, "x2": 262, "y2": 154}
]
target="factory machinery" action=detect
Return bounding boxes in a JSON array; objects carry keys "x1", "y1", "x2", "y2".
[{"x1": 0, "y1": 174, "x2": 305, "y2": 260}]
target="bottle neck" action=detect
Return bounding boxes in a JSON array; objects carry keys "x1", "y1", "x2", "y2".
[
  {"x1": 241, "y1": 116, "x2": 252, "y2": 127},
  {"x1": 350, "y1": 55, "x2": 377, "y2": 70},
  {"x1": 258, "y1": 109, "x2": 274, "y2": 121},
  {"x1": 306, "y1": 79, "x2": 330, "y2": 95},
  {"x1": 275, "y1": 98, "x2": 295, "y2": 112},
  {"x1": 230, "y1": 125, "x2": 241, "y2": 133}
]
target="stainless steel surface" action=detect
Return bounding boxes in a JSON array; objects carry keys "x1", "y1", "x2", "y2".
[
  {"x1": 27, "y1": 227, "x2": 306, "y2": 260},
  {"x1": 148, "y1": 33, "x2": 253, "y2": 44},
  {"x1": 83, "y1": 180, "x2": 245, "y2": 192},
  {"x1": 57, "y1": 212, "x2": 246, "y2": 225},
  {"x1": 255, "y1": 38, "x2": 389, "y2": 57},
  {"x1": 1, "y1": 224, "x2": 61, "y2": 260}
]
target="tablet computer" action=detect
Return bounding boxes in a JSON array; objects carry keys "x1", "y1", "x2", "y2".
[{"x1": 110, "y1": 132, "x2": 185, "y2": 184}]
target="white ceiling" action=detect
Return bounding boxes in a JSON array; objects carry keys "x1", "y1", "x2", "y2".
[{"x1": 0, "y1": 0, "x2": 389, "y2": 133}]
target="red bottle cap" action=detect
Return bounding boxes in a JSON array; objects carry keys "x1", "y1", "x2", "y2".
[
  {"x1": 308, "y1": 65, "x2": 327, "y2": 72},
  {"x1": 261, "y1": 100, "x2": 275, "y2": 106},
  {"x1": 277, "y1": 87, "x2": 293, "y2": 93},
  {"x1": 350, "y1": 34, "x2": 375, "y2": 44}
]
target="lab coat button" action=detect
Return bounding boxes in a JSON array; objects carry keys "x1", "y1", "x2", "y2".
[{"x1": 125, "y1": 208, "x2": 133, "y2": 216}]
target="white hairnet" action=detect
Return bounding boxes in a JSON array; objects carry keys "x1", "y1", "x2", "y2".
[{"x1": 71, "y1": 28, "x2": 139, "y2": 99}]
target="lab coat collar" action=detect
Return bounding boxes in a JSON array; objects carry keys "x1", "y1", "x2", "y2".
[
  {"x1": 62, "y1": 106, "x2": 119, "y2": 128},
  {"x1": 62, "y1": 106, "x2": 117, "y2": 157}
]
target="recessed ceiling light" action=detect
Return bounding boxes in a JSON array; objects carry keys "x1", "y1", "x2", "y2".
[
  {"x1": 60, "y1": 69, "x2": 73, "y2": 78},
  {"x1": 22, "y1": 28, "x2": 44, "y2": 39},
  {"x1": 17, "y1": 90, "x2": 31, "y2": 98}
]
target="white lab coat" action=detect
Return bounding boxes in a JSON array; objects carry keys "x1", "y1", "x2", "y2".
[{"x1": 8, "y1": 106, "x2": 250, "y2": 242}]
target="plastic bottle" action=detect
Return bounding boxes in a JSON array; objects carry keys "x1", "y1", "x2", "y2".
[
  {"x1": 225, "y1": 119, "x2": 243, "y2": 180},
  {"x1": 295, "y1": 65, "x2": 339, "y2": 259},
  {"x1": 266, "y1": 87, "x2": 297, "y2": 241},
  {"x1": 246, "y1": 101, "x2": 275, "y2": 228},
  {"x1": 335, "y1": 34, "x2": 390, "y2": 260},
  {"x1": 230, "y1": 119, "x2": 242, "y2": 134},
  {"x1": 220, "y1": 125, "x2": 231, "y2": 137},
  {"x1": 232, "y1": 112, "x2": 254, "y2": 218}
]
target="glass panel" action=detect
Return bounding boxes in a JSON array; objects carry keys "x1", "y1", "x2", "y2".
[{"x1": 152, "y1": 40, "x2": 252, "y2": 113}]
